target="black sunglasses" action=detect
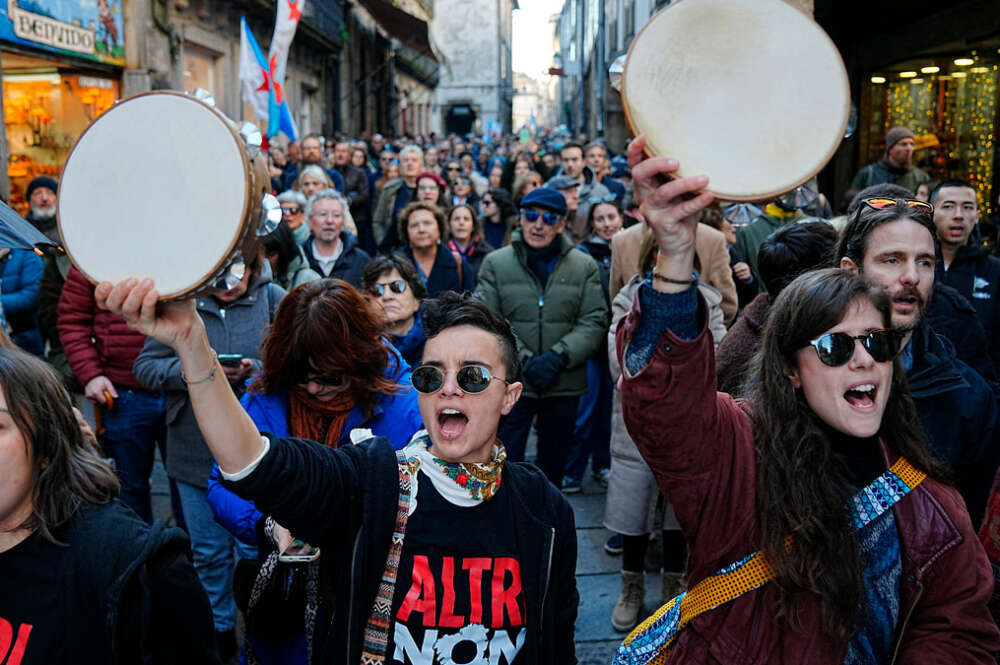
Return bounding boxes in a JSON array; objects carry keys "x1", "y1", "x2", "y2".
[
  {"x1": 411, "y1": 365, "x2": 509, "y2": 394},
  {"x1": 371, "y1": 280, "x2": 407, "y2": 297},
  {"x1": 298, "y1": 372, "x2": 345, "y2": 388},
  {"x1": 281, "y1": 206, "x2": 301, "y2": 215},
  {"x1": 806, "y1": 329, "x2": 900, "y2": 367},
  {"x1": 522, "y1": 209, "x2": 561, "y2": 225}
]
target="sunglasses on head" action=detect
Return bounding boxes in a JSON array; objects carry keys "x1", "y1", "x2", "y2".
[
  {"x1": 411, "y1": 365, "x2": 509, "y2": 394},
  {"x1": 806, "y1": 329, "x2": 900, "y2": 367},
  {"x1": 588, "y1": 193, "x2": 617, "y2": 204},
  {"x1": 854, "y1": 197, "x2": 933, "y2": 226},
  {"x1": 298, "y1": 371, "x2": 345, "y2": 388},
  {"x1": 371, "y1": 280, "x2": 407, "y2": 297},
  {"x1": 521, "y1": 209, "x2": 561, "y2": 225}
]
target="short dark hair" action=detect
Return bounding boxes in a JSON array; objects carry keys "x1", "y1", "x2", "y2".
[
  {"x1": 421, "y1": 292, "x2": 522, "y2": 382},
  {"x1": 584, "y1": 140, "x2": 607, "y2": 156},
  {"x1": 361, "y1": 254, "x2": 428, "y2": 300},
  {"x1": 930, "y1": 179, "x2": 977, "y2": 204},
  {"x1": 560, "y1": 142, "x2": 584, "y2": 158},
  {"x1": 836, "y1": 198, "x2": 936, "y2": 267},
  {"x1": 757, "y1": 221, "x2": 839, "y2": 296},
  {"x1": 262, "y1": 222, "x2": 302, "y2": 285}
]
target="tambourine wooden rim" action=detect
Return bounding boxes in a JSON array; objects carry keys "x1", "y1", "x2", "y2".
[
  {"x1": 620, "y1": 0, "x2": 850, "y2": 202},
  {"x1": 57, "y1": 90, "x2": 255, "y2": 301}
]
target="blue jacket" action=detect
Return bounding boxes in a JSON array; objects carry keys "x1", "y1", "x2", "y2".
[
  {"x1": 206, "y1": 349, "x2": 423, "y2": 545},
  {"x1": 1, "y1": 248, "x2": 44, "y2": 355}
]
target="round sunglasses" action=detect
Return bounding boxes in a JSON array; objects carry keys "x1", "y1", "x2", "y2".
[
  {"x1": 806, "y1": 329, "x2": 900, "y2": 367},
  {"x1": 521, "y1": 209, "x2": 561, "y2": 225},
  {"x1": 411, "y1": 365, "x2": 509, "y2": 394},
  {"x1": 370, "y1": 280, "x2": 407, "y2": 297}
]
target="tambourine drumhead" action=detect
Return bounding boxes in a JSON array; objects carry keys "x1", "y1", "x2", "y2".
[
  {"x1": 622, "y1": 0, "x2": 850, "y2": 202},
  {"x1": 58, "y1": 92, "x2": 251, "y2": 299}
]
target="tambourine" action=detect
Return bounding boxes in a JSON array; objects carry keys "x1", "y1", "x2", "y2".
[
  {"x1": 612, "y1": 0, "x2": 850, "y2": 202},
  {"x1": 57, "y1": 90, "x2": 282, "y2": 300}
]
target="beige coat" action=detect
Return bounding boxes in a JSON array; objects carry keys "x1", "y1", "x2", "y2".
[
  {"x1": 603, "y1": 275, "x2": 727, "y2": 535},
  {"x1": 609, "y1": 222, "x2": 737, "y2": 325}
]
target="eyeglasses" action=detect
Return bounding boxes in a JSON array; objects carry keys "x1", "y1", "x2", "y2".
[
  {"x1": 588, "y1": 193, "x2": 617, "y2": 204},
  {"x1": 481, "y1": 199, "x2": 495, "y2": 206},
  {"x1": 806, "y1": 329, "x2": 900, "y2": 367},
  {"x1": 411, "y1": 365, "x2": 509, "y2": 394},
  {"x1": 446, "y1": 166, "x2": 461, "y2": 172},
  {"x1": 298, "y1": 372, "x2": 345, "y2": 388},
  {"x1": 371, "y1": 280, "x2": 407, "y2": 296},
  {"x1": 521, "y1": 209, "x2": 561, "y2": 225},
  {"x1": 281, "y1": 206, "x2": 301, "y2": 215}
]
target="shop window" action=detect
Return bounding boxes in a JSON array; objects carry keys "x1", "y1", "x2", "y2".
[
  {"x1": 863, "y1": 59, "x2": 999, "y2": 216},
  {"x1": 2, "y1": 57, "x2": 119, "y2": 213}
]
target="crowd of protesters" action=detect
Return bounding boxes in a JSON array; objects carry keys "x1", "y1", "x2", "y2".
[{"x1": 3, "y1": 119, "x2": 1000, "y2": 665}]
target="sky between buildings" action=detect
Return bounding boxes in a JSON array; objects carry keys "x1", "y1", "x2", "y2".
[{"x1": 512, "y1": 0, "x2": 564, "y2": 78}]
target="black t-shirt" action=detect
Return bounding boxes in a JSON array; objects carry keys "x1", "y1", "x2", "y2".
[
  {"x1": 391, "y1": 473, "x2": 526, "y2": 665},
  {"x1": 0, "y1": 533, "x2": 68, "y2": 664}
]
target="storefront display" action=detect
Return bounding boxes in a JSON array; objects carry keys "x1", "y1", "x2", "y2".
[
  {"x1": 2, "y1": 55, "x2": 119, "y2": 213},
  {"x1": 861, "y1": 52, "x2": 999, "y2": 215}
]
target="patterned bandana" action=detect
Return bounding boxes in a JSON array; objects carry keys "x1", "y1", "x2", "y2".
[{"x1": 404, "y1": 430, "x2": 506, "y2": 511}]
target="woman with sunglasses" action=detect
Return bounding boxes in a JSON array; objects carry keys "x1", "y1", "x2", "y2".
[
  {"x1": 204, "y1": 279, "x2": 423, "y2": 664},
  {"x1": 479, "y1": 188, "x2": 519, "y2": 249},
  {"x1": 95, "y1": 283, "x2": 579, "y2": 664},
  {"x1": 613, "y1": 139, "x2": 998, "y2": 663},
  {"x1": 362, "y1": 254, "x2": 428, "y2": 367},
  {"x1": 277, "y1": 190, "x2": 310, "y2": 244},
  {"x1": 447, "y1": 204, "x2": 494, "y2": 278}
]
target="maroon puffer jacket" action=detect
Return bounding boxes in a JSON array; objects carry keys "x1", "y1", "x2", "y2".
[
  {"x1": 58, "y1": 266, "x2": 147, "y2": 389},
  {"x1": 616, "y1": 293, "x2": 1000, "y2": 664}
]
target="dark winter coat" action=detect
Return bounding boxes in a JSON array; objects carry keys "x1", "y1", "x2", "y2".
[
  {"x1": 0, "y1": 248, "x2": 44, "y2": 355},
  {"x1": 222, "y1": 434, "x2": 578, "y2": 665},
  {"x1": 302, "y1": 231, "x2": 371, "y2": 288},
  {"x1": 936, "y1": 239, "x2": 1000, "y2": 379},
  {"x1": 398, "y1": 243, "x2": 476, "y2": 297}
]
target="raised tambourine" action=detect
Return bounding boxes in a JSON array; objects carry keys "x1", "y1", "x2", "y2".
[
  {"x1": 614, "y1": 0, "x2": 850, "y2": 201},
  {"x1": 58, "y1": 90, "x2": 281, "y2": 300}
]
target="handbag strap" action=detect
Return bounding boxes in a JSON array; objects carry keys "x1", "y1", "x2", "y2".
[
  {"x1": 615, "y1": 457, "x2": 927, "y2": 665},
  {"x1": 360, "y1": 449, "x2": 415, "y2": 664}
]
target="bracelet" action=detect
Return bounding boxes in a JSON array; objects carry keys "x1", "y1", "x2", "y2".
[
  {"x1": 180, "y1": 351, "x2": 218, "y2": 385},
  {"x1": 652, "y1": 272, "x2": 696, "y2": 285}
]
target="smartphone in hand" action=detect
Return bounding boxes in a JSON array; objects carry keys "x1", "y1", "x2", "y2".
[
  {"x1": 218, "y1": 354, "x2": 244, "y2": 368},
  {"x1": 278, "y1": 539, "x2": 320, "y2": 563}
]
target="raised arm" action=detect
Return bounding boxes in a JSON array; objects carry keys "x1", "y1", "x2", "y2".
[{"x1": 97, "y1": 280, "x2": 264, "y2": 474}]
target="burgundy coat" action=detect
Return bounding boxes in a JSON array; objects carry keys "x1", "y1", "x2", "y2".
[
  {"x1": 616, "y1": 292, "x2": 1000, "y2": 664},
  {"x1": 58, "y1": 266, "x2": 147, "y2": 389}
]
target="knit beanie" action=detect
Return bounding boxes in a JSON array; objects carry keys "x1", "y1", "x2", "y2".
[
  {"x1": 885, "y1": 127, "x2": 914, "y2": 152},
  {"x1": 26, "y1": 176, "x2": 58, "y2": 199}
]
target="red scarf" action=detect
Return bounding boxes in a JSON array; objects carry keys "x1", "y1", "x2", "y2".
[{"x1": 289, "y1": 387, "x2": 355, "y2": 449}]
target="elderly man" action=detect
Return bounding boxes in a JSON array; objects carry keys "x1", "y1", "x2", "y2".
[
  {"x1": 476, "y1": 187, "x2": 608, "y2": 486},
  {"x1": 25, "y1": 176, "x2": 59, "y2": 242},
  {"x1": 851, "y1": 126, "x2": 930, "y2": 194},
  {"x1": 373, "y1": 145, "x2": 425, "y2": 251},
  {"x1": 301, "y1": 189, "x2": 370, "y2": 286}
]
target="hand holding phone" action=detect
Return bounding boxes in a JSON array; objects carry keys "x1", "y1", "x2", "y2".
[
  {"x1": 218, "y1": 353, "x2": 244, "y2": 367},
  {"x1": 279, "y1": 538, "x2": 321, "y2": 563}
]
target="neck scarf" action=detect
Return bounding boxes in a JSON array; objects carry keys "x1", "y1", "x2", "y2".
[
  {"x1": 448, "y1": 236, "x2": 479, "y2": 259},
  {"x1": 289, "y1": 387, "x2": 355, "y2": 449},
  {"x1": 403, "y1": 430, "x2": 505, "y2": 512}
]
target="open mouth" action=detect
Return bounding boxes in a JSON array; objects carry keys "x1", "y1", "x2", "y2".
[
  {"x1": 438, "y1": 407, "x2": 469, "y2": 440},
  {"x1": 892, "y1": 294, "x2": 919, "y2": 312},
  {"x1": 844, "y1": 383, "x2": 877, "y2": 410}
]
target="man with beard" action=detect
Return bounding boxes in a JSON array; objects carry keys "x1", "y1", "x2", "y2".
[
  {"x1": 282, "y1": 133, "x2": 345, "y2": 193},
  {"x1": 25, "y1": 176, "x2": 59, "y2": 242},
  {"x1": 838, "y1": 196, "x2": 1000, "y2": 526},
  {"x1": 851, "y1": 126, "x2": 930, "y2": 195}
]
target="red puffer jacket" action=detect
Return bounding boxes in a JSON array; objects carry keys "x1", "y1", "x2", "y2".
[
  {"x1": 616, "y1": 293, "x2": 1000, "y2": 664},
  {"x1": 58, "y1": 266, "x2": 147, "y2": 389}
]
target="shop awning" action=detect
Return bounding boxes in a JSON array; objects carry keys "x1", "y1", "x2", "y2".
[{"x1": 358, "y1": 0, "x2": 437, "y2": 63}]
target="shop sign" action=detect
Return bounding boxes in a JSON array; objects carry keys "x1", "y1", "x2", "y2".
[{"x1": 0, "y1": 0, "x2": 124, "y2": 66}]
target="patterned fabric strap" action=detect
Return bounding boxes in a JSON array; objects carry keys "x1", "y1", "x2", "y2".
[
  {"x1": 614, "y1": 457, "x2": 927, "y2": 665},
  {"x1": 360, "y1": 449, "x2": 414, "y2": 665}
]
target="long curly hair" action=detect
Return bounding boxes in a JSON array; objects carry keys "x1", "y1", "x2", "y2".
[{"x1": 749, "y1": 268, "x2": 946, "y2": 642}]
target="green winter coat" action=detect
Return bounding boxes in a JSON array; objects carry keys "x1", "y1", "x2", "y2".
[{"x1": 476, "y1": 230, "x2": 609, "y2": 398}]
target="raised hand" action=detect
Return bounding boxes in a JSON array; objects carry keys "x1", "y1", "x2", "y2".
[
  {"x1": 95, "y1": 278, "x2": 203, "y2": 353},
  {"x1": 626, "y1": 136, "x2": 714, "y2": 263}
]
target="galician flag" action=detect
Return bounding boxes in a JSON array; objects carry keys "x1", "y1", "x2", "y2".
[
  {"x1": 265, "y1": 0, "x2": 305, "y2": 139},
  {"x1": 238, "y1": 16, "x2": 298, "y2": 141}
]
